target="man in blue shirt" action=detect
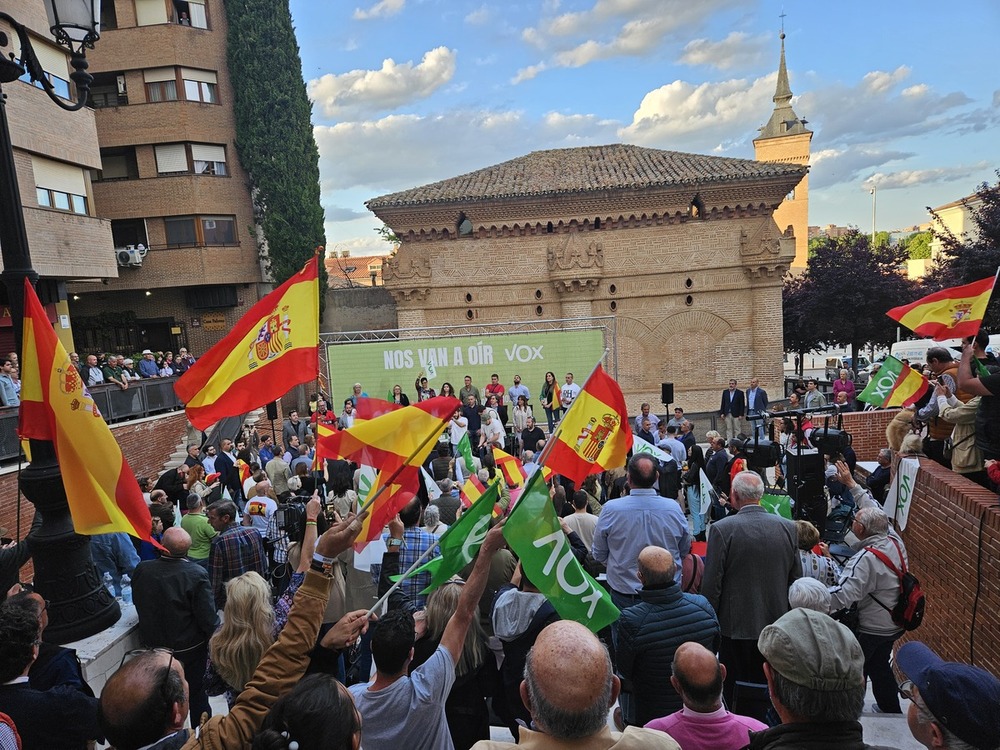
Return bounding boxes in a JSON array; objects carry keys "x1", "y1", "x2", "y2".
[
  {"x1": 592, "y1": 453, "x2": 691, "y2": 609},
  {"x1": 0, "y1": 357, "x2": 19, "y2": 407},
  {"x1": 138, "y1": 349, "x2": 160, "y2": 378}
]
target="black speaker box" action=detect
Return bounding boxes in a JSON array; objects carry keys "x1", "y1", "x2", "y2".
[
  {"x1": 265, "y1": 401, "x2": 279, "y2": 421},
  {"x1": 661, "y1": 382, "x2": 674, "y2": 405}
]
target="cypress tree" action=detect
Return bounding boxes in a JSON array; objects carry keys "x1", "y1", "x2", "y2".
[{"x1": 222, "y1": 0, "x2": 327, "y2": 292}]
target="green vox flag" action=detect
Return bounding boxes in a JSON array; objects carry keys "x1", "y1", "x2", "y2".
[
  {"x1": 457, "y1": 432, "x2": 476, "y2": 477},
  {"x1": 502, "y1": 471, "x2": 620, "y2": 632},
  {"x1": 391, "y1": 482, "x2": 500, "y2": 594},
  {"x1": 760, "y1": 491, "x2": 792, "y2": 519}
]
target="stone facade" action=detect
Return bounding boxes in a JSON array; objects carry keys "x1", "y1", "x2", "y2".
[{"x1": 371, "y1": 145, "x2": 806, "y2": 414}]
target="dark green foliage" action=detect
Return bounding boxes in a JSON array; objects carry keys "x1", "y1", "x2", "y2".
[
  {"x1": 900, "y1": 231, "x2": 932, "y2": 260},
  {"x1": 222, "y1": 0, "x2": 327, "y2": 295},
  {"x1": 930, "y1": 172, "x2": 1000, "y2": 329},
  {"x1": 783, "y1": 230, "x2": 921, "y2": 371}
]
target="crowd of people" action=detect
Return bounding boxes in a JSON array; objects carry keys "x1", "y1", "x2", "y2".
[{"x1": 0, "y1": 361, "x2": 998, "y2": 750}]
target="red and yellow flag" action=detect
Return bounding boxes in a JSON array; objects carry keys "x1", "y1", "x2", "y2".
[
  {"x1": 18, "y1": 279, "x2": 156, "y2": 542},
  {"x1": 492, "y1": 446, "x2": 527, "y2": 487},
  {"x1": 886, "y1": 275, "x2": 996, "y2": 341},
  {"x1": 545, "y1": 365, "x2": 632, "y2": 485},
  {"x1": 460, "y1": 473, "x2": 488, "y2": 508},
  {"x1": 175, "y1": 257, "x2": 319, "y2": 430},
  {"x1": 317, "y1": 396, "x2": 459, "y2": 468},
  {"x1": 356, "y1": 461, "x2": 419, "y2": 543}
]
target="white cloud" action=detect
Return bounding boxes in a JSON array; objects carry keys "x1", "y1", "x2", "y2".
[
  {"x1": 353, "y1": 0, "x2": 405, "y2": 20},
  {"x1": 308, "y1": 47, "x2": 456, "y2": 119},
  {"x1": 619, "y1": 73, "x2": 777, "y2": 152},
  {"x1": 864, "y1": 162, "x2": 991, "y2": 190},
  {"x1": 511, "y1": 63, "x2": 547, "y2": 84},
  {"x1": 679, "y1": 31, "x2": 770, "y2": 71},
  {"x1": 797, "y1": 66, "x2": 973, "y2": 145},
  {"x1": 809, "y1": 147, "x2": 913, "y2": 189},
  {"x1": 464, "y1": 5, "x2": 491, "y2": 25},
  {"x1": 325, "y1": 206, "x2": 370, "y2": 222},
  {"x1": 313, "y1": 108, "x2": 619, "y2": 194},
  {"x1": 326, "y1": 232, "x2": 390, "y2": 259},
  {"x1": 517, "y1": 0, "x2": 740, "y2": 78}
]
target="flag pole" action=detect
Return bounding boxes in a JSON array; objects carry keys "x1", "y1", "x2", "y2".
[
  {"x1": 366, "y1": 540, "x2": 440, "y2": 617},
  {"x1": 536, "y1": 348, "x2": 609, "y2": 469}
]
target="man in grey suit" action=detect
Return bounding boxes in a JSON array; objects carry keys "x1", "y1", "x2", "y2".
[
  {"x1": 745, "y1": 378, "x2": 769, "y2": 441},
  {"x1": 702, "y1": 471, "x2": 800, "y2": 706}
]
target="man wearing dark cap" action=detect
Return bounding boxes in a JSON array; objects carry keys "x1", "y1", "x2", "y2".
[
  {"x1": 897, "y1": 641, "x2": 1000, "y2": 750},
  {"x1": 750, "y1": 608, "x2": 892, "y2": 749}
]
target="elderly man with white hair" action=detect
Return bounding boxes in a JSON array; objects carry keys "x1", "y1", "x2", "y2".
[{"x1": 828, "y1": 506, "x2": 909, "y2": 714}]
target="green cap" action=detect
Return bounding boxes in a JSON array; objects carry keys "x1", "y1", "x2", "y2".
[{"x1": 758, "y1": 608, "x2": 864, "y2": 691}]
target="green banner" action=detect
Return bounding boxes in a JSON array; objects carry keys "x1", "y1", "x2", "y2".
[
  {"x1": 761, "y1": 492, "x2": 792, "y2": 519},
  {"x1": 326, "y1": 329, "x2": 604, "y2": 407},
  {"x1": 503, "y1": 471, "x2": 619, "y2": 632},
  {"x1": 392, "y1": 483, "x2": 499, "y2": 594},
  {"x1": 857, "y1": 355, "x2": 905, "y2": 407}
]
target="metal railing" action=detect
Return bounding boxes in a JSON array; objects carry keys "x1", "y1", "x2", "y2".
[{"x1": 0, "y1": 377, "x2": 186, "y2": 464}]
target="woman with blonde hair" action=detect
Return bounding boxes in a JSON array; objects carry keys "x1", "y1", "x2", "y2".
[
  {"x1": 409, "y1": 579, "x2": 494, "y2": 749},
  {"x1": 206, "y1": 571, "x2": 274, "y2": 707}
]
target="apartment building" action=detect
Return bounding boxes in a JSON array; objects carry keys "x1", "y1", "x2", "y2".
[
  {"x1": 67, "y1": 0, "x2": 267, "y2": 356},
  {"x1": 0, "y1": 1, "x2": 117, "y2": 354}
]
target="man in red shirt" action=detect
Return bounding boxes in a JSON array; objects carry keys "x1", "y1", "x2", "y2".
[{"x1": 485, "y1": 373, "x2": 508, "y2": 427}]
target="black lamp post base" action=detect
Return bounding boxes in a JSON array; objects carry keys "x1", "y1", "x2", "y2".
[{"x1": 22, "y1": 440, "x2": 121, "y2": 644}]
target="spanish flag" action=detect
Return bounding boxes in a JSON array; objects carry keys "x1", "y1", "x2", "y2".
[
  {"x1": 356, "y1": 460, "x2": 419, "y2": 543},
  {"x1": 886, "y1": 275, "x2": 996, "y2": 341},
  {"x1": 318, "y1": 396, "x2": 459, "y2": 468},
  {"x1": 19, "y1": 279, "x2": 156, "y2": 542},
  {"x1": 545, "y1": 365, "x2": 631, "y2": 485},
  {"x1": 175, "y1": 257, "x2": 319, "y2": 430},
  {"x1": 492, "y1": 446, "x2": 527, "y2": 487}
]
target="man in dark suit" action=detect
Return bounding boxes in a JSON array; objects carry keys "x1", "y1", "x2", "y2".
[
  {"x1": 0, "y1": 606, "x2": 102, "y2": 748},
  {"x1": 745, "y1": 378, "x2": 770, "y2": 441},
  {"x1": 133, "y1": 526, "x2": 219, "y2": 727},
  {"x1": 719, "y1": 379, "x2": 745, "y2": 441},
  {"x1": 702, "y1": 470, "x2": 800, "y2": 706}
]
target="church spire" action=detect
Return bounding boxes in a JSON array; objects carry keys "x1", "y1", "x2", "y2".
[{"x1": 757, "y1": 26, "x2": 810, "y2": 140}]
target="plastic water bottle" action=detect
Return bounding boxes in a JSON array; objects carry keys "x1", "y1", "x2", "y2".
[
  {"x1": 120, "y1": 574, "x2": 132, "y2": 605},
  {"x1": 103, "y1": 571, "x2": 115, "y2": 598}
]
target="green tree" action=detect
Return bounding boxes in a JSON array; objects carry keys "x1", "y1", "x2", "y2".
[
  {"x1": 785, "y1": 230, "x2": 920, "y2": 372},
  {"x1": 930, "y1": 172, "x2": 1000, "y2": 328},
  {"x1": 782, "y1": 274, "x2": 823, "y2": 376},
  {"x1": 222, "y1": 0, "x2": 327, "y2": 294},
  {"x1": 900, "y1": 230, "x2": 932, "y2": 259}
]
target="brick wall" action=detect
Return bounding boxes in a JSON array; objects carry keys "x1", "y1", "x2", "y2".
[
  {"x1": 840, "y1": 409, "x2": 900, "y2": 462},
  {"x1": 0, "y1": 411, "x2": 188, "y2": 581},
  {"x1": 898, "y1": 459, "x2": 1000, "y2": 675}
]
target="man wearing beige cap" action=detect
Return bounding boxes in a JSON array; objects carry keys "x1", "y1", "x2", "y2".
[{"x1": 750, "y1": 608, "x2": 894, "y2": 749}]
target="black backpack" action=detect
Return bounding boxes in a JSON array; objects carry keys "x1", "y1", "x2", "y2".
[{"x1": 866, "y1": 538, "x2": 925, "y2": 631}]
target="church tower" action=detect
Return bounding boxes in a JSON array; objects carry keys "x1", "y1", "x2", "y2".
[{"x1": 754, "y1": 30, "x2": 812, "y2": 270}]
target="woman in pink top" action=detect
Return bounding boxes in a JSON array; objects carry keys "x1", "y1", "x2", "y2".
[{"x1": 831, "y1": 369, "x2": 856, "y2": 405}]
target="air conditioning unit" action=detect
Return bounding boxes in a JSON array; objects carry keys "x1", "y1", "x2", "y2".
[{"x1": 116, "y1": 244, "x2": 147, "y2": 267}]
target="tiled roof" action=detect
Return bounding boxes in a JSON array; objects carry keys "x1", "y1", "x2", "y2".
[
  {"x1": 325, "y1": 254, "x2": 387, "y2": 286},
  {"x1": 367, "y1": 144, "x2": 807, "y2": 208}
]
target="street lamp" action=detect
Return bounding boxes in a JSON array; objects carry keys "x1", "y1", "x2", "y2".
[{"x1": 0, "y1": 1, "x2": 120, "y2": 643}]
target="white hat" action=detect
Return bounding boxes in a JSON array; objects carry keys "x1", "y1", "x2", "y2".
[{"x1": 141, "y1": 349, "x2": 153, "y2": 355}]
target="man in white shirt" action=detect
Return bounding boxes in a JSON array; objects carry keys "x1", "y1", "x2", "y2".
[
  {"x1": 635, "y1": 402, "x2": 662, "y2": 433},
  {"x1": 560, "y1": 372, "x2": 582, "y2": 410}
]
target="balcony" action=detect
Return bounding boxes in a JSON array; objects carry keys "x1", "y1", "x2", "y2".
[{"x1": 21, "y1": 207, "x2": 117, "y2": 279}]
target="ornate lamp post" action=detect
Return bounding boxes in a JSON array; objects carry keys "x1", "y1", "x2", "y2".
[{"x1": 0, "y1": 1, "x2": 121, "y2": 642}]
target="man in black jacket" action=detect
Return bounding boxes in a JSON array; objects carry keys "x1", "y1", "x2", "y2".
[
  {"x1": 133, "y1": 526, "x2": 219, "y2": 727},
  {"x1": 720, "y1": 379, "x2": 746, "y2": 441}
]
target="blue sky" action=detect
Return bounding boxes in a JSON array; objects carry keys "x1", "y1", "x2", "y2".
[{"x1": 288, "y1": 0, "x2": 1000, "y2": 256}]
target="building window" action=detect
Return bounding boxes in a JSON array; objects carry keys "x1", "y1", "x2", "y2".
[
  {"x1": 94, "y1": 147, "x2": 139, "y2": 182},
  {"x1": 100, "y1": 2, "x2": 118, "y2": 30},
  {"x1": 36, "y1": 187, "x2": 87, "y2": 215},
  {"x1": 183, "y1": 79, "x2": 217, "y2": 103},
  {"x1": 32, "y1": 156, "x2": 89, "y2": 216},
  {"x1": 145, "y1": 79, "x2": 178, "y2": 102},
  {"x1": 201, "y1": 216, "x2": 235, "y2": 245},
  {"x1": 191, "y1": 144, "x2": 227, "y2": 175},
  {"x1": 164, "y1": 215, "x2": 237, "y2": 247},
  {"x1": 18, "y1": 37, "x2": 71, "y2": 101},
  {"x1": 135, "y1": 0, "x2": 169, "y2": 26},
  {"x1": 111, "y1": 219, "x2": 148, "y2": 248},
  {"x1": 173, "y1": 0, "x2": 209, "y2": 27},
  {"x1": 90, "y1": 72, "x2": 128, "y2": 108},
  {"x1": 155, "y1": 143, "x2": 227, "y2": 176}
]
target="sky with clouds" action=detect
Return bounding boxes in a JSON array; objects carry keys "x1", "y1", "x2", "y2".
[{"x1": 288, "y1": 0, "x2": 1000, "y2": 256}]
